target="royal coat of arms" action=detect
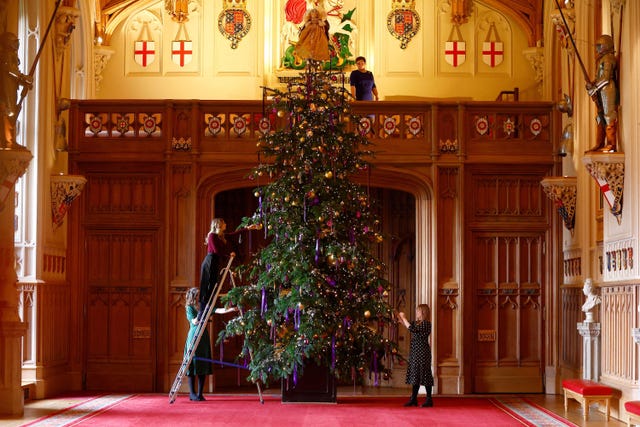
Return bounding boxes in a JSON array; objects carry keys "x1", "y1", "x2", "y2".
[
  {"x1": 218, "y1": 0, "x2": 251, "y2": 49},
  {"x1": 386, "y1": 0, "x2": 420, "y2": 49}
]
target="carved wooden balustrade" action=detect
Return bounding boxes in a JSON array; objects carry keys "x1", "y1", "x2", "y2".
[{"x1": 68, "y1": 99, "x2": 558, "y2": 166}]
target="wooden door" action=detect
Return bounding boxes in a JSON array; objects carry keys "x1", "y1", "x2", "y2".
[
  {"x1": 84, "y1": 231, "x2": 158, "y2": 391},
  {"x1": 470, "y1": 232, "x2": 544, "y2": 393},
  {"x1": 464, "y1": 165, "x2": 550, "y2": 393}
]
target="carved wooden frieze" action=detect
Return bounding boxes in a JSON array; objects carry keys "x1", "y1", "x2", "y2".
[
  {"x1": 540, "y1": 176, "x2": 577, "y2": 235},
  {"x1": 582, "y1": 152, "x2": 625, "y2": 224},
  {"x1": 86, "y1": 174, "x2": 160, "y2": 216}
]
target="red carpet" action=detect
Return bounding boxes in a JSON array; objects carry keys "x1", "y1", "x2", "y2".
[{"x1": 22, "y1": 394, "x2": 578, "y2": 427}]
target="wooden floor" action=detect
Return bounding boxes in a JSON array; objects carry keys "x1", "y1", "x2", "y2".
[{"x1": 0, "y1": 388, "x2": 630, "y2": 426}]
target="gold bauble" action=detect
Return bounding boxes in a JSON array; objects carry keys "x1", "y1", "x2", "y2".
[
  {"x1": 364, "y1": 310, "x2": 371, "y2": 319},
  {"x1": 277, "y1": 110, "x2": 285, "y2": 117},
  {"x1": 325, "y1": 171, "x2": 333, "y2": 179},
  {"x1": 254, "y1": 191, "x2": 260, "y2": 197}
]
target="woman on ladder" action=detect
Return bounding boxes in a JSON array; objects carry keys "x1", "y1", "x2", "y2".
[{"x1": 199, "y1": 218, "x2": 227, "y2": 318}]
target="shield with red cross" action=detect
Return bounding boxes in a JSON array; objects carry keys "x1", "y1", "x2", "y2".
[
  {"x1": 482, "y1": 41, "x2": 504, "y2": 67},
  {"x1": 171, "y1": 40, "x2": 193, "y2": 67},
  {"x1": 134, "y1": 40, "x2": 155, "y2": 67},
  {"x1": 444, "y1": 40, "x2": 466, "y2": 67}
]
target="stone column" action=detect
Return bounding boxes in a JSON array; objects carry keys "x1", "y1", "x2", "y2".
[{"x1": 0, "y1": 149, "x2": 32, "y2": 415}]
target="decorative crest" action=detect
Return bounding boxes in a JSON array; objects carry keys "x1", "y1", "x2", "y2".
[
  {"x1": 391, "y1": 0, "x2": 415, "y2": 9},
  {"x1": 218, "y1": 0, "x2": 251, "y2": 49},
  {"x1": 165, "y1": 0, "x2": 190, "y2": 23},
  {"x1": 386, "y1": 0, "x2": 420, "y2": 49}
]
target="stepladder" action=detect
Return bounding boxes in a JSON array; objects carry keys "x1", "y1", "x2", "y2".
[{"x1": 168, "y1": 253, "x2": 264, "y2": 404}]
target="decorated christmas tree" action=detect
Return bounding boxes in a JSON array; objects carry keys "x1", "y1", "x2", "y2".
[{"x1": 220, "y1": 63, "x2": 397, "y2": 387}]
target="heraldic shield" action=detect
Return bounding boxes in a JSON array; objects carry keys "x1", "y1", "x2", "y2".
[
  {"x1": 444, "y1": 24, "x2": 466, "y2": 67},
  {"x1": 134, "y1": 40, "x2": 155, "y2": 67}
]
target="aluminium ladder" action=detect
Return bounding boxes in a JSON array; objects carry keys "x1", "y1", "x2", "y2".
[
  {"x1": 168, "y1": 253, "x2": 263, "y2": 404},
  {"x1": 169, "y1": 253, "x2": 232, "y2": 403}
]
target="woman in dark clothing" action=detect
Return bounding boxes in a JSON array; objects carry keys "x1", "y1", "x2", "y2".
[
  {"x1": 397, "y1": 303, "x2": 434, "y2": 407},
  {"x1": 199, "y1": 218, "x2": 227, "y2": 317},
  {"x1": 184, "y1": 287, "x2": 212, "y2": 401}
]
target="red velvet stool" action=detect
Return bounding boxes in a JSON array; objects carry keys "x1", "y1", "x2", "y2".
[
  {"x1": 625, "y1": 401, "x2": 640, "y2": 427},
  {"x1": 562, "y1": 379, "x2": 612, "y2": 421}
]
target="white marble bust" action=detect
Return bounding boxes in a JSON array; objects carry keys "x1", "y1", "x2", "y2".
[{"x1": 581, "y1": 278, "x2": 601, "y2": 321}]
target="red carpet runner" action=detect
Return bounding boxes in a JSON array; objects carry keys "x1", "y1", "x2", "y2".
[{"x1": 21, "y1": 394, "x2": 578, "y2": 427}]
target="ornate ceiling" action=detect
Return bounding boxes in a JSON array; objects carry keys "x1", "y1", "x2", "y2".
[{"x1": 94, "y1": 0, "x2": 544, "y2": 47}]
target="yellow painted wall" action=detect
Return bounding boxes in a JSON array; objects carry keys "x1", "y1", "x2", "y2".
[{"x1": 97, "y1": 0, "x2": 539, "y2": 101}]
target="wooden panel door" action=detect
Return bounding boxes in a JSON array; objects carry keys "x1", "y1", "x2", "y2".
[
  {"x1": 85, "y1": 231, "x2": 157, "y2": 391},
  {"x1": 471, "y1": 232, "x2": 544, "y2": 393}
]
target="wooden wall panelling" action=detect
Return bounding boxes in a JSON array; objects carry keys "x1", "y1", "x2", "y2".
[
  {"x1": 166, "y1": 161, "x2": 196, "y2": 391},
  {"x1": 168, "y1": 163, "x2": 195, "y2": 286},
  {"x1": 78, "y1": 165, "x2": 163, "y2": 392},
  {"x1": 601, "y1": 285, "x2": 638, "y2": 383},
  {"x1": 67, "y1": 99, "x2": 558, "y2": 394},
  {"x1": 465, "y1": 166, "x2": 550, "y2": 393},
  {"x1": 560, "y1": 286, "x2": 582, "y2": 376},
  {"x1": 436, "y1": 166, "x2": 462, "y2": 394},
  {"x1": 471, "y1": 232, "x2": 545, "y2": 393},
  {"x1": 85, "y1": 232, "x2": 157, "y2": 391}
]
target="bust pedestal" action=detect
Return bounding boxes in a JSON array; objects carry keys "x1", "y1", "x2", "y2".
[{"x1": 577, "y1": 320, "x2": 601, "y2": 381}]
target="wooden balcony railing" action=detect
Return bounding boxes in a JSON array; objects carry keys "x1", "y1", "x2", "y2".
[{"x1": 68, "y1": 100, "x2": 558, "y2": 165}]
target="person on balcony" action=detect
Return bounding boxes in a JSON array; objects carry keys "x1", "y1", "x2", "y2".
[{"x1": 350, "y1": 56, "x2": 379, "y2": 101}]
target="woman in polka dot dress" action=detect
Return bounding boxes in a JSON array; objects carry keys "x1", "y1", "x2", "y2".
[{"x1": 397, "y1": 304, "x2": 434, "y2": 407}]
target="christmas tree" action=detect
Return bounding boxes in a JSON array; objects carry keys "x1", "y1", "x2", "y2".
[{"x1": 220, "y1": 63, "x2": 397, "y2": 387}]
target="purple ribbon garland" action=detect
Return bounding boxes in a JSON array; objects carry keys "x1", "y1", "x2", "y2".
[
  {"x1": 315, "y1": 238, "x2": 320, "y2": 265},
  {"x1": 293, "y1": 364, "x2": 298, "y2": 386},
  {"x1": 331, "y1": 335, "x2": 336, "y2": 369},
  {"x1": 260, "y1": 287, "x2": 267, "y2": 317},
  {"x1": 220, "y1": 341, "x2": 224, "y2": 361},
  {"x1": 373, "y1": 351, "x2": 379, "y2": 386},
  {"x1": 294, "y1": 306, "x2": 300, "y2": 331}
]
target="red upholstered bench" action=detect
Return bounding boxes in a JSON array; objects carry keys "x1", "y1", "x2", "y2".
[
  {"x1": 562, "y1": 379, "x2": 612, "y2": 421},
  {"x1": 626, "y1": 401, "x2": 640, "y2": 427}
]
